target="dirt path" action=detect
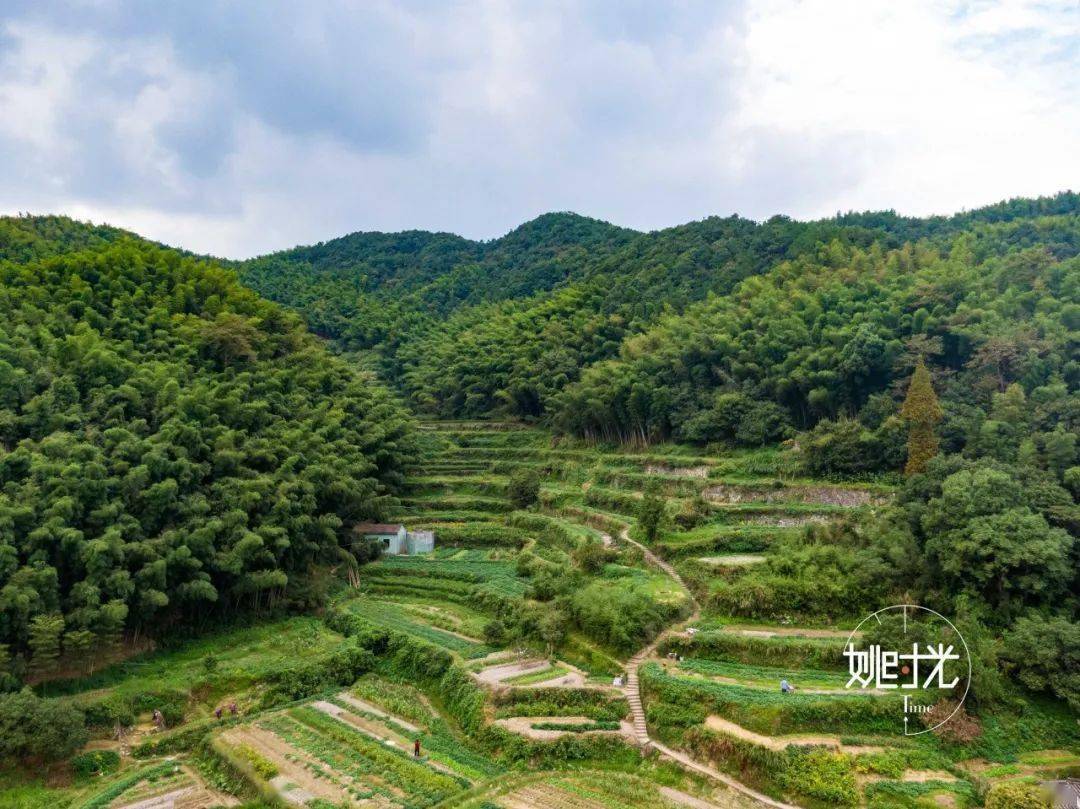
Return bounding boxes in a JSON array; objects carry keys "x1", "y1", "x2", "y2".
[
  {"x1": 607, "y1": 525, "x2": 801, "y2": 809},
  {"x1": 704, "y1": 625, "x2": 855, "y2": 640},
  {"x1": 517, "y1": 669, "x2": 588, "y2": 688},
  {"x1": 704, "y1": 716, "x2": 883, "y2": 754},
  {"x1": 736, "y1": 514, "x2": 832, "y2": 528},
  {"x1": 474, "y1": 657, "x2": 596, "y2": 689},
  {"x1": 651, "y1": 740, "x2": 801, "y2": 809},
  {"x1": 312, "y1": 700, "x2": 410, "y2": 747}
]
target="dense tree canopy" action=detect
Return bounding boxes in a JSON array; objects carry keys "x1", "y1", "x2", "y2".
[
  {"x1": 554, "y1": 215, "x2": 1079, "y2": 451},
  {"x1": 239, "y1": 211, "x2": 901, "y2": 418},
  {"x1": 235, "y1": 195, "x2": 1080, "y2": 453},
  {"x1": 0, "y1": 221, "x2": 414, "y2": 667}
]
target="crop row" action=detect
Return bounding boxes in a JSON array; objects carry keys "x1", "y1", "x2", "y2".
[
  {"x1": 344, "y1": 599, "x2": 492, "y2": 658},
  {"x1": 371, "y1": 557, "x2": 527, "y2": 597},
  {"x1": 676, "y1": 657, "x2": 844, "y2": 688},
  {"x1": 330, "y1": 697, "x2": 505, "y2": 782},
  {"x1": 78, "y1": 762, "x2": 180, "y2": 809},
  {"x1": 262, "y1": 708, "x2": 464, "y2": 807},
  {"x1": 400, "y1": 495, "x2": 513, "y2": 514}
]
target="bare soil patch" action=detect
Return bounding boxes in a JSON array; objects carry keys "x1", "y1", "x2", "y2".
[
  {"x1": 716, "y1": 624, "x2": 854, "y2": 639},
  {"x1": 115, "y1": 786, "x2": 197, "y2": 809},
  {"x1": 902, "y1": 770, "x2": 957, "y2": 782},
  {"x1": 696, "y1": 555, "x2": 767, "y2": 567},
  {"x1": 221, "y1": 725, "x2": 351, "y2": 805},
  {"x1": 474, "y1": 659, "x2": 551, "y2": 685}
]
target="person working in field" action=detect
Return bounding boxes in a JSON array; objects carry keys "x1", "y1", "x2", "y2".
[
  {"x1": 414, "y1": 738, "x2": 421, "y2": 757},
  {"x1": 780, "y1": 679, "x2": 795, "y2": 693}
]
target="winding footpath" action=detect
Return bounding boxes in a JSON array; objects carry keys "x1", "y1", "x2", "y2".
[{"x1": 608, "y1": 525, "x2": 801, "y2": 809}]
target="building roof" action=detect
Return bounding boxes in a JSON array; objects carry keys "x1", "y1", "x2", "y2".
[
  {"x1": 354, "y1": 522, "x2": 405, "y2": 535},
  {"x1": 1045, "y1": 779, "x2": 1080, "y2": 809}
]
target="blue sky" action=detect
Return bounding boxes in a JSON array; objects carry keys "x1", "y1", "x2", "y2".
[{"x1": 0, "y1": 1, "x2": 1077, "y2": 257}]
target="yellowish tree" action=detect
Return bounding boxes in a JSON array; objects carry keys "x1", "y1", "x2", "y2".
[{"x1": 900, "y1": 358, "x2": 943, "y2": 475}]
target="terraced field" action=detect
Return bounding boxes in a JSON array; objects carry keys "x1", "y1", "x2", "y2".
[
  {"x1": 393, "y1": 423, "x2": 1080, "y2": 809},
  {"x1": 448, "y1": 771, "x2": 761, "y2": 808},
  {"x1": 43, "y1": 421, "x2": 1076, "y2": 809},
  {"x1": 221, "y1": 691, "x2": 490, "y2": 808}
]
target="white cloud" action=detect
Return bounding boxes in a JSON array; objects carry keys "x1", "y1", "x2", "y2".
[
  {"x1": 0, "y1": 1, "x2": 1075, "y2": 257},
  {"x1": 737, "y1": 0, "x2": 1080, "y2": 217}
]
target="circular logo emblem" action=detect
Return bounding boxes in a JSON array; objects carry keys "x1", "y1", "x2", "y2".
[{"x1": 843, "y1": 604, "x2": 971, "y2": 736}]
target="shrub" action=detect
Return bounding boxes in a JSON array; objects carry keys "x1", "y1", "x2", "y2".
[
  {"x1": 636, "y1": 483, "x2": 666, "y2": 542},
  {"x1": 233, "y1": 743, "x2": 279, "y2": 780},
  {"x1": 262, "y1": 637, "x2": 376, "y2": 703},
  {"x1": 985, "y1": 781, "x2": 1051, "y2": 809},
  {"x1": 1001, "y1": 615, "x2": 1080, "y2": 711},
  {"x1": 71, "y1": 749, "x2": 121, "y2": 778},
  {"x1": 81, "y1": 694, "x2": 136, "y2": 728},
  {"x1": 921, "y1": 699, "x2": 982, "y2": 743},
  {"x1": 0, "y1": 689, "x2": 87, "y2": 764},
  {"x1": 801, "y1": 417, "x2": 895, "y2": 477},
  {"x1": 779, "y1": 747, "x2": 859, "y2": 807},
  {"x1": 507, "y1": 468, "x2": 541, "y2": 509}
]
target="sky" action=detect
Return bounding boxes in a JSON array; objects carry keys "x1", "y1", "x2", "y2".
[{"x1": 0, "y1": 0, "x2": 1077, "y2": 258}]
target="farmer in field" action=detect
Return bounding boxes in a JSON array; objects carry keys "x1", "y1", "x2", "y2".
[
  {"x1": 780, "y1": 679, "x2": 795, "y2": 694},
  {"x1": 414, "y1": 738, "x2": 421, "y2": 757}
]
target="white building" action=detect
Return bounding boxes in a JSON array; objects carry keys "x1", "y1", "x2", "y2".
[{"x1": 354, "y1": 523, "x2": 435, "y2": 555}]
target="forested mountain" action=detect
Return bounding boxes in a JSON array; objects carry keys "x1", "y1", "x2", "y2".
[
  {"x1": 237, "y1": 193, "x2": 1079, "y2": 452},
  {"x1": 237, "y1": 212, "x2": 636, "y2": 352},
  {"x1": 0, "y1": 217, "x2": 414, "y2": 671},
  {"x1": 240, "y1": 211, "x2": 900, "y2": 414}
]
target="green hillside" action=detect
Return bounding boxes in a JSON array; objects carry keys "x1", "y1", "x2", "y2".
[
  {"x1": 236, "y1": 193, "x2": 1080, "y2": 440},
  {"x1": 0, "y1": 220, "x2": 414, "y2": 671}
]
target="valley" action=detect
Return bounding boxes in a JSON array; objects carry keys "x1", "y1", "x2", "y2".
[{"x1": 0, "y1": 197, "x2": 1078, "y2": 809}]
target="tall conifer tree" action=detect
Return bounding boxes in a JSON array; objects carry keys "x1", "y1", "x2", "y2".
[{"x1": 901, "y1": 358, "x2": 943, "y2": 475}]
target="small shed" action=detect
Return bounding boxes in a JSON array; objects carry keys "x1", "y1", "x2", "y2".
[
  {"x1": 355, "y1": 523, "x2": 408, "y2": 555},
  {"x1": 354, "y1": 523, "x2": 435, "y2": 556},
  {"x1": 407, "y1": 529, "x2": 435, "y2": 554}
]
